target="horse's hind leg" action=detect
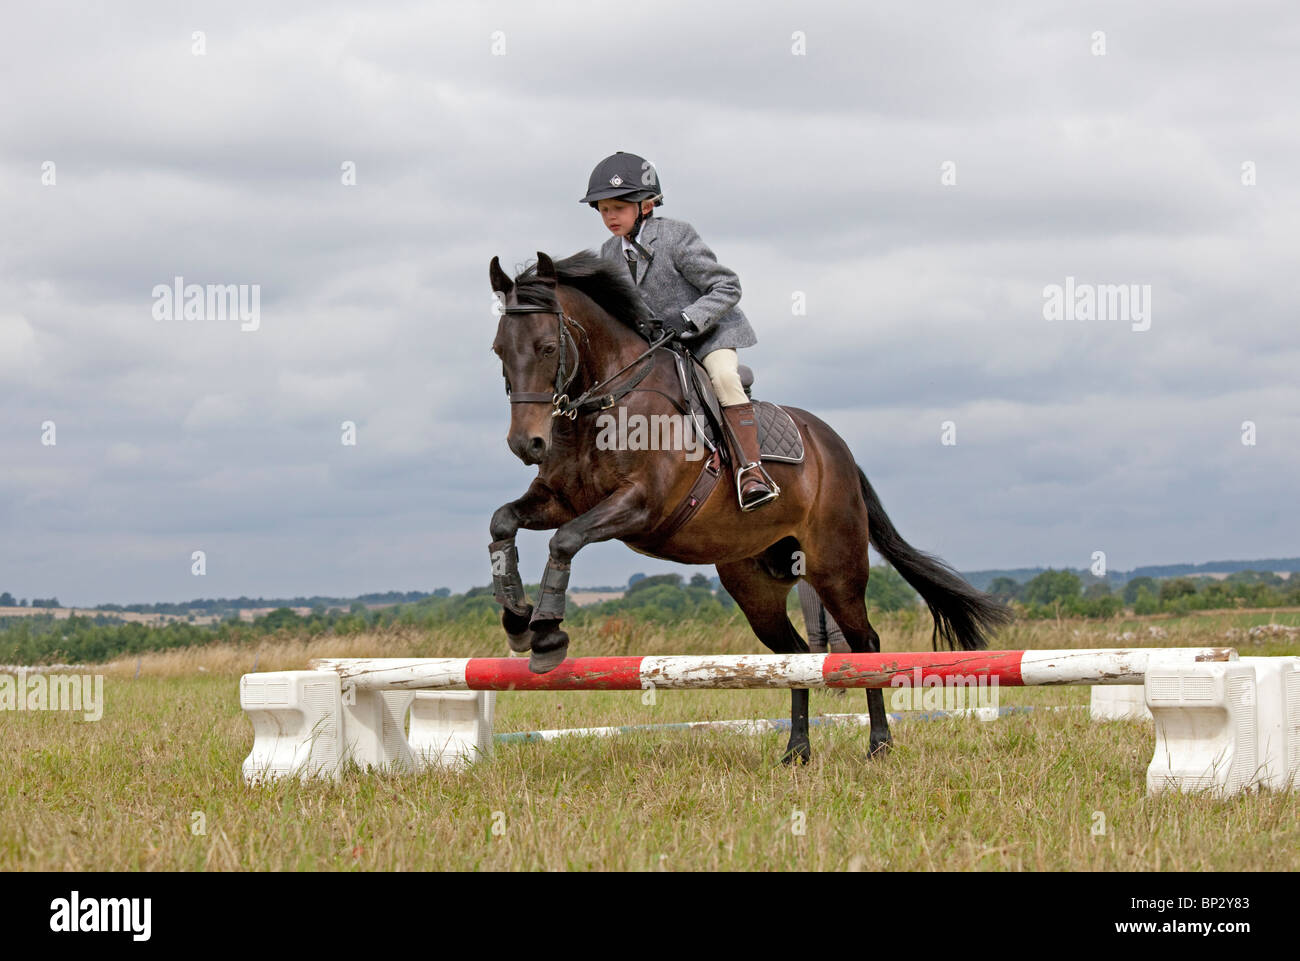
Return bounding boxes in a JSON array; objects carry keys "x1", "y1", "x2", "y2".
[
  {"x1": 805, "y1": 557, "x2": 893, "y2": 758},
  {"x1": 716, "y1": 558, "x2": 812, "y2": 765}
]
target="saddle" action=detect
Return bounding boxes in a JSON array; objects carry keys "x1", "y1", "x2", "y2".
[{"x1": 666, "y1": 347, "x2": 805, "y2": 466}]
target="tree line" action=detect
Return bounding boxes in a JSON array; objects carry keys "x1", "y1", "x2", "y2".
[
  {"x1": 3, "y1": 567, "x2": 1295, "y2": 666},
  {"x1": 988, "y1": 569, "x2": 1300, "y2": 619}
]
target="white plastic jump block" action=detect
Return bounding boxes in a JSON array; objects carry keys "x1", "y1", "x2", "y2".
[
  {"x1": 241, "y1": 672, "x2": 496, "y2": 783},
  {"x1": 409, "y1": 690, "x2": 497, "y2": 769},
  {"x1": 240, "y1": 671, "x2": 344, "y2": 783},
  {"x1": 1090, "y1": 685, "x2": 1153, "y2": 722},
  {"x1": 341, "y1": 687, "x2": 418, "y2": 773},
  {"x1": 1146, "y1": 663, "x2": 1260, "y2": 798},
  {"x1": 341, "y1": 687, "x2": 497, "y2": 773},
  {"x1": 1239, "y1": 656, "x2": 1300, "y2": 791}
]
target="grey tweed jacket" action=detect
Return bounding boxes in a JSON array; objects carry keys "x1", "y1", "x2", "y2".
[{"x1": 599, "y1": 216, "x2": 757, "y2": 354}]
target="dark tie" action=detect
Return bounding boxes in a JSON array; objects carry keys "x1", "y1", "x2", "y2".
[{"x1": 625, "y1": 248, "x2": 638, "y2": 281}]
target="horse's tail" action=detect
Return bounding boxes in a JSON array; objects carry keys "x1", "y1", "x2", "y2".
[{"x1": 857, "y1": 466, "x2": 1013, "y2": 651}]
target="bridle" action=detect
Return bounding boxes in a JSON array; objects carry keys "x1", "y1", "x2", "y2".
[
  {"x1": 499, "y1": 303, "x2": 584, "y2": 417},
  {"x1": 498, "y1": 301, "x2": 676, "y2": 420}
]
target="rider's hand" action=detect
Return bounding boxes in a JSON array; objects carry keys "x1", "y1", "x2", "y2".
[{"x1": 676, "y1": 312, "x2": 710, "y2": 342}]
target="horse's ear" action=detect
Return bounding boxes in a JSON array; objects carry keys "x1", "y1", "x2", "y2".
[
  {"x1": 489, "y1": 256, "x2": 513, "y2": 297},
  {"x1": 535, "y1": 252, "x2": 557, "y2": 286}
]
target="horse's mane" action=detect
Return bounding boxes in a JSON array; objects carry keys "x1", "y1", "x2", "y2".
[{"x1": 514, "y1": 251, "x2": 655, "y2": 333}]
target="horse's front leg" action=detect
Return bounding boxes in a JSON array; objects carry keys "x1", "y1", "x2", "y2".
[
  {"x1": 489, "y1": 481, "x2": 571, "y2": 653},
  {"x1": 526, "y1": 485, "x2": 652, "y2": 673}
]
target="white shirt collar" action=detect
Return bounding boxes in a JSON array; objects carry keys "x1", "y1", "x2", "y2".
[{"x1": 620, "y1": 222, "x2": 651, "y2": 256}]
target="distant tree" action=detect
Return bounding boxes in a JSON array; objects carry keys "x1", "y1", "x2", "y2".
[
  {"x1": 1022, "y1": 570, "x2": 1081, "y2": 606},
  {"x1": 628, "y1": 573, "x2": 646, "y2": 587},
  {"x1": 258, "y1": 607, "x2": 302, "y2": 631},
  {"x1": 1225, "y1": 569, "x2": 1283, "y2": 586},
  {"x1": 689, "y1": 573, "x2": 710, "y2": 588},
  {"x1": 866, "y1": 565, "x2": 920, "y2": 612},
  {"x1": 1158, "y1": 577, "x2": 1199, "y2": 603},
  {"x1": 627, "y1": 573, "x2": 683, "y2": 594},
  {"x1": 0, "y1": 592, "x2": 13, "y2": 606},
  {"x1": 1083, "y1": 582, "x2": 1112, "y2": 599},
  {"x1": 433, "y1": 587, "x2": 451, "y2": 598},
  {"x1": 1202, "y1": 581, "x2": 1233, "y2": 604},
  {"x1": 1133, "y1": 586, "x2": 1160, "y2": 616},
  {"x1": 987, "y1": 577, "x2": 1021, "y2": 602},
  {"x1": 1123, "y1": 576, "x2": 1157, "y2": 605},
  {"x1": 19, "y1": 598, "x2": 28, "y2": 607}
]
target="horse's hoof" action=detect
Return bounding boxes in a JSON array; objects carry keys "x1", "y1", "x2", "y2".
[
  {"x1": 868, "y1": 734, "x2": 893, "y2": 759},
  {"x1": 527, "y1": 628, "x2": 569, "y2": 674},
  {"x1": 781, "y1": 741, "x2": 812, "y2": 766},
  {"x1": 503, "y1": 605, "x2": 534, "y2": 653}
]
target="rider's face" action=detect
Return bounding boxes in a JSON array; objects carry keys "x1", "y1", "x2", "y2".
[{"x1": 597, "y1": 198, "x2": 653, "y2": 237}]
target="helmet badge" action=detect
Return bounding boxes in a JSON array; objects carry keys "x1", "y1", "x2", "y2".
[{"x1": 609, "y1": 175, "x2": 623, "y2": 186}]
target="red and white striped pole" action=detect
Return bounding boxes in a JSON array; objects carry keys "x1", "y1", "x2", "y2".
[{"x1": 311, "y1": 648, "x2": 1236, "y2": 692}]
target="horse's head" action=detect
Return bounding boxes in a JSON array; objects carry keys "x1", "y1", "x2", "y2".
[{"x1": 491, "y1": 252, "x2": 575, "y2": 465}]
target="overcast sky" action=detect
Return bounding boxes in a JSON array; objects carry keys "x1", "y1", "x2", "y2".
[{"x1": 2, "y1": 1, "x2": 1297, "y2": 606}]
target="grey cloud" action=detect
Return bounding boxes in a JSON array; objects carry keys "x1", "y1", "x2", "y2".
[{"x1": 1, "y1": 0, "x2": 1296, "y2": 604}]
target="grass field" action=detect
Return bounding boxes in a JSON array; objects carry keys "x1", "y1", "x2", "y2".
[{"x1": 5, "y1": 609, "x2": 1299, "y2": 870}]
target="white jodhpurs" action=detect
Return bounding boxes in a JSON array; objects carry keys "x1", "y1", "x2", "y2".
[{"x1": 700, "y1": 348, "x2": 748, "y2": 407}]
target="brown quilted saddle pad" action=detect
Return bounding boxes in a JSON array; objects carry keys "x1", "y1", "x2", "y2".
[{"x1": 755, "y1": 400, "x2": 804, "y2": 464}]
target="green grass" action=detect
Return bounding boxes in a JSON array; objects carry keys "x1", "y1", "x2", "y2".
[{"x1": 4, "y1": 608, "x2": 1298, "y2": 870}]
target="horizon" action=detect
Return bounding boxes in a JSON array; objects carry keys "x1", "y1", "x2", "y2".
[{"x1": 9, "y1": 553, "x2": 1299, "y2": 610}]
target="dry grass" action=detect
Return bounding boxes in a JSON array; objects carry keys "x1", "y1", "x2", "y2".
[{"x1": 5, "y1": 608, "x2": 1299, "y2": 871}]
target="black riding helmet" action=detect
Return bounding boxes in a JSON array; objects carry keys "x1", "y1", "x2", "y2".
[
  {"x1": 580, "y1": 152, "x2": 663, "y2": 245},
  {"x1": 579, "y1": 151, "x2": 664, "y2": 207}
]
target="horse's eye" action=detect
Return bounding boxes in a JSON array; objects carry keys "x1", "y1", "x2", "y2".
[{"x1": 541, "y1": 343, "x2": 558, "y2": 356}]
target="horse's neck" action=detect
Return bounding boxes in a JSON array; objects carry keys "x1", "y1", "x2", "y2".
[{"x1": 560, "y1": 289, "x2": 646, "y2": 392}]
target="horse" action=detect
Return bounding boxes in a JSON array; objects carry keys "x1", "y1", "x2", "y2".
[{"x1": 487, "y1": 250, "x2": 1012, "y2": 763}]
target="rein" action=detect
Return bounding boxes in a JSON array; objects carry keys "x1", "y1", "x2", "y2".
[{"x1": 500, "y1": 303, "x2": 675, "y2": 420}]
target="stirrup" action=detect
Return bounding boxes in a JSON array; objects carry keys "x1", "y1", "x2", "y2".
[{"x1": 736, "y1": 462, "x2": 780, "y2": 511}]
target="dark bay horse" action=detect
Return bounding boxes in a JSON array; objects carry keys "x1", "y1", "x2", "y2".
[{"x1": 488, "y1": 250, "x2": 1011, "y2": 762}]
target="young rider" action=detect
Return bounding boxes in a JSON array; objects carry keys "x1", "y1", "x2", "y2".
[{"x1": 580, "y1": 151, "x2": 778, "y2": 510}]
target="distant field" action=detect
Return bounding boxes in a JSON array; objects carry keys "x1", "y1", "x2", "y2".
[
  {"x1": 5, "y1": 609, "x2": 1298, "y2": 871},
  {"x1": 0, "y1": 605, "x2": 221, "y2": 626},
  {"x1": 569, "y1": 590, "x2": 625, "y2": 606},
  {"x1": 0, "y1": 604, "x2": 329, "y2": 627}
]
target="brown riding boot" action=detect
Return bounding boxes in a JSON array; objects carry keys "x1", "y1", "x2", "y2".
[{"x1": 721, "y1": 402, "x2": 779, "y2": 511}]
